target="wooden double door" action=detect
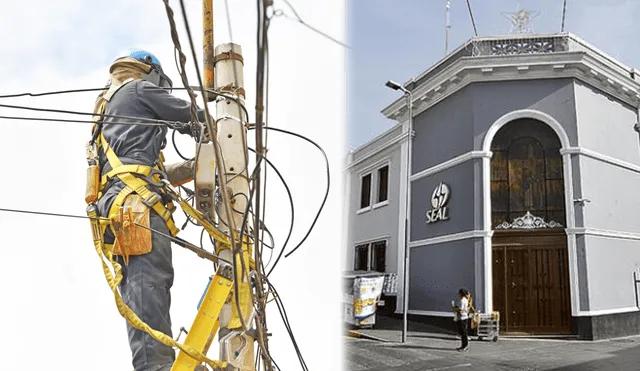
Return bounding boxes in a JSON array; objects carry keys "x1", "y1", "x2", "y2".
[{"x1": 492, "y1": 229, "x2": 571, "y2": 335}]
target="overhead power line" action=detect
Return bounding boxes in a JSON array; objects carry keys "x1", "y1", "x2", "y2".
[
  {"x1": 278, "y1": 0, "x2": 351, "y2": 49},
  {"x1": 561, "y1": 0, "x2": 568, "y2": 32},
  {"x1": 466, "y1": 0, "x2": 479, "y2": 37}
]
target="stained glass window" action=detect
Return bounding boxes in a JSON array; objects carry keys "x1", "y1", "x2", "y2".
[{"x1": 490, "y1": 119, "x2": 565, "y2": 228}]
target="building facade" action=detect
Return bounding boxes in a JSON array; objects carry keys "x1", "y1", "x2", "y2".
[{"x1": 344, "y1": 33, "x2": 640, "y2": 340}]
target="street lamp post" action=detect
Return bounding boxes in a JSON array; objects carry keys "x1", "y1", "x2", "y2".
[{"x1": 385, "y1": 80, "x2": 413, "y2": 343}]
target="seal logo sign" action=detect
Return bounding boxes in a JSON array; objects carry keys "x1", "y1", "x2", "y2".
[{"x1": 426, "y1": 182, "x2": 450, "y2": 223}]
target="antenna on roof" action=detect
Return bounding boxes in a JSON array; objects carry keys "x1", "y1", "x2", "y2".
[
  {"x1": 445, "y1": 0, "x2": 451, "y2": 55},
  {"x1": 561, "y1": 0, "x2": 567, "y2": 32}
]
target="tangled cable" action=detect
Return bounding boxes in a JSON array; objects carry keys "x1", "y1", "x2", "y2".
[{"x1": 0, "y1": 1, "x2": 337, "y2": 370}]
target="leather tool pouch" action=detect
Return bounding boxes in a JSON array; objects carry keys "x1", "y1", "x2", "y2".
[{"x1": 111, "y1": 194, "x2": 153, "y2": 264}]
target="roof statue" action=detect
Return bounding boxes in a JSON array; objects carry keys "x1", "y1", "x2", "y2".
[{"x1": 502, "y1": 4, "x2": 539, "y2": 34}]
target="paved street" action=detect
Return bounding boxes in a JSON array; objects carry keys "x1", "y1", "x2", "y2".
[{"x1": 345, "y1": 316, "x2": 640, "y2": 371}]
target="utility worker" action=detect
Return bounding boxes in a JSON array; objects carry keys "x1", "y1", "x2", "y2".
[{"x1": 89, "y1": 50, "x2": 207, "y2": 371}]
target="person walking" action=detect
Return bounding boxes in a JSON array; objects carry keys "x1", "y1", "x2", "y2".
[{"x1": 452, "y1": 288, "x2": 470, "y2": 351}]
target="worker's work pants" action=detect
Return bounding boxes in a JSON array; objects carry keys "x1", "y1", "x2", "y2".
[{"x1": 116, "y1": 212, "x2": 175, "y2": 371}]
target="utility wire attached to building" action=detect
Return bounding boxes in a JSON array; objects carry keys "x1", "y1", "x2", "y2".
[
  {"x1": 561, "y1": 0, "x2": 568, "y2": 32},
  {"x1": 465, "y1": 0, "x2": 479, "y2": 37}
]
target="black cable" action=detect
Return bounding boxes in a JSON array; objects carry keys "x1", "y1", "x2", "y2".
[
  {"x1": 280, "y1": 0, "x2": 351, "y2": 49},
  {"x1": 265, "y1": 277, "x2": 308, "y2": 370},
  {"x1": 0, "y1": 207, "x2": 105, "y2": 221},
  {"x1": 248, "y1": 126, "x2": 330, "y2": 259},
  {"x1": 0, "y1": 207, "x2": 229, "y2": 264},
  {"x1": 0, "y1": 86, "x2": 250, "y2": 120},
  {"x1": 225, "y1": 0, "x2": 234, "y2": 42},
  {"x1": 245, "y1": 147, "x2": 294, "y2": 277},
  {"x1": 0, "y1": 103, "x2": 180, "y2": 127},
  {"x1": 253, "y1": 5, "x2": 276, "y2": 365},
  {"x1": 0, "y1": 115, "x2": 168, "y2": 127},
  {"x1": 172, "y1": 129, "x2": 194, "y2": 160},
  {"x1": 257, "y1": 4, "x2": 274, "y2": 293},
  {"x1": 0, "y1": 87, "x2": 107, "y2": 99},
  {"x1": 561, "y1": 0, "x2": 567, "y2": 32},
  {"x1": 466, "y1": 0, "x2": 479, "y2": 37}
]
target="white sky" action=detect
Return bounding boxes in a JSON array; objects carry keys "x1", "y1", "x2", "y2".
[{"x1": 0, "y1": 1, "x2": 345, "y2": 370}]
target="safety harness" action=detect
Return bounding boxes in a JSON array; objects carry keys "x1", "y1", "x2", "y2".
[
  {"x1": 91, "y1": 80, "x2": 180, "y2": 257},
  {"x1": 84, "y1": 79, "x2": 232, "y2": 369}
]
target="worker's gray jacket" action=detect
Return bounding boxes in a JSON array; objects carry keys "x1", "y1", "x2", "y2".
[{"x1": 96, "y1": 80, "x2": 205, "y2": 236}]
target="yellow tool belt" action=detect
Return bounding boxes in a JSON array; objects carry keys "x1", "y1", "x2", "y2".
[
  {"x1": 98, "y1": 135, "x2": 180, "y2": 238},
  {"x1": 89, "y1": 100, "x2": 180, "y2": 263}
]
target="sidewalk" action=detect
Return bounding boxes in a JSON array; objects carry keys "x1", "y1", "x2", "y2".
[{"x1": 345, "y1": 315, "x2": 640, "y2": 371}]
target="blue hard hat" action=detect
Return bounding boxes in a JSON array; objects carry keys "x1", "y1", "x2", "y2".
[
  {"x1": 128, "y1": 49, "x2": 162, "y2": 67},
  {"x1": 119, "y1": 49, "x2": 173, "y2": 91}
]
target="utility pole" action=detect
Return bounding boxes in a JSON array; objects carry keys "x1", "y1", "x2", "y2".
[
  {"x1": 195, "y1": 0, "x2": 217, "y2": 220},
  {"x1": 213, "y1": 41, "x2": 256, "y2": 371},
  {"x1": 385, "y1": 80, "x2": 413, "y2": 343},
  {"x1": 203, "y1": 0, "x2": 215, "y2": 96},
  {"x1": 187, "y1": 1, "x2": 258, "y2": 369}
]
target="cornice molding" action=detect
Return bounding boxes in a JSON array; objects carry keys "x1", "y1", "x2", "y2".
[{"x1": 383, "y1": 52, "x2": 640, "y2": 123}]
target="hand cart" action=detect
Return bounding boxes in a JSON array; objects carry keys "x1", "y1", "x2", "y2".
[{"x1": 475, "y1": 311, "x2": 499, "y2": 342}]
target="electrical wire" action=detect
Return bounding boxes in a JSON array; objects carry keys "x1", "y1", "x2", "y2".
[
  {"x1": 0, "y1": 2, "x2": 330, "y2": 368},
  {"x1": 264, "y1": 277, "x2": 308, "y2": 371},
  {"x1": 0, "y1": 207, "x2": 106, "y2": 221},
  {"x1": 253, "y1": 8, "x2": 271, "y2": 360},
  {"x1": 172, "y1": 129, "x2": 194, "y2": 161},
  {"x1": 246, "y1": 147, "x2": 294, "y2": 277},
  {"x1": 225, "y1": 0, "x2": 234, "y2": 42},
  {"x1": 162, "y1": 0, "x2": 200, "y2": 125},
  {"x1": 258, "y1": 4, "x2": 276, "y2": 287},
  {"x1": 248, "y1": 126, "x2": 330, "y2": 260},
  {"x1": 278, "y1": 0, "x2": 351, "y2": 49},
  {"x1": 0, "y1": 207, "x2": 228, "y2": 264},
  {"x1": 0, "y1": 103, "x2": 178, "y2": 126},
  {"x1": 0, "y1": 115, "x2": 166, "y2": 127},
  {"x1": 253, "y1": 2, "x2": 275, "y2": 368},
  {"x1": 466, "y1": 0, "x2": 479, "y2": 37},
  {"x1": 0, "y1": 86, "x2": 248, "y2": 114},
  {"x1": 0, "y1": 87, "x2": 106, "y2": 99},
  {"x1": 561, "y1": 0, "x2": 567, "y2": 32}
]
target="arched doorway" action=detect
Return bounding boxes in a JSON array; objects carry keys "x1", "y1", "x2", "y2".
[{"x1": 490, "y1": 118, "x2": 572, "y2": 335}]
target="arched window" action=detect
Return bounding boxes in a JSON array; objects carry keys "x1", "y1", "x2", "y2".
[{"x1": 491, "y1": 118, "x2": 565, "y2": 228}]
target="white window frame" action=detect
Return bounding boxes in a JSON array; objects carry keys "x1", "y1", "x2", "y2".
[
  {"x1": 356, "y1": 157, "x2": 391, "y2": 214},
  {"x1": 373, "y1": 163, "x2": 390, "y2": 209},
  {"x1": 353, "y1": 237, "x2": 389, "y2": 272},
  {"x1": 357, "y1": 172, "x2": 373, "y2": 213}
]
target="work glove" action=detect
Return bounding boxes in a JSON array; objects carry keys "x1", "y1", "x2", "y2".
[
  {"x1": 175, "y1": 122, "x2": 193, "y2": 136},
  {"x1": 174, "y1": 121, "x2": 209, "y2": 142}
]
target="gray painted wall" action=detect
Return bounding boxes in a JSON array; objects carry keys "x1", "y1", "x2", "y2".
[
  {"x1": 582, "y1": 236, "x2": 640, "y2": 312},
  {"x1": 351, "y1": 125, "x2": 403, "y2": 163},
  {"x1": 410, "y1": 161, "x2": 477, "y2": 241},
  {"x1": 471, "y1": 79, "x2": 578, "y2": 150},
  {"x1": 408, "y1": 78, "x2": 579, "y2": 314},
  {"x1": 346, "y1": 137, "x2": 403, "y2": 275},
  {"x1": 573, "y1": 81, "x2": 640, "y2": 312},
  {"x1": 411, "y1": 88, "x2": 474, "y2": 173},
  {"x1": 348, "y1": 75, "x2": 640, "y2": 319},
  {"x1": 409, "y1": 239, "x2": 477, "y2": 313}
]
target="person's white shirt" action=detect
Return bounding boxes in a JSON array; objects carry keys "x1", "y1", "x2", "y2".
[{"x1": 453, "y1": 297, "x2": 469, "y2": 321}]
